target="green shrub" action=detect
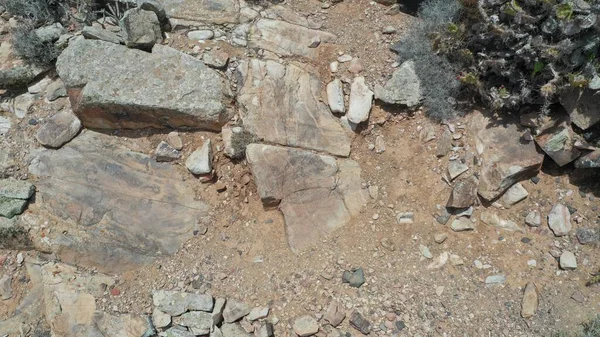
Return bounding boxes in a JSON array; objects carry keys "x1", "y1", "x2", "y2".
[
  {"x1": 0, "y1": 0, "x2": 68, "y2": 25},
  {"x1": 12, "y1": 23, "x2": 59, "y2": 67}
]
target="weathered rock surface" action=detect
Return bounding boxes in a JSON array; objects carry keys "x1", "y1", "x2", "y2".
[
  {"x1": 176, "y1": 311, "x2": 213, "y2": 335},
  {"x1": 0, "y1": 179, "x2": 34, "y2": 218},
  {"x1": 262, "y1": 5, "x2": 322, "y2": 29},
  {"x1": 470, "y1": 111, "x2": 544, "y2": 200},
  {"x1": 56, "y1": 39, "x2": 232, "y2": 131},
  {"x1": 153, "y1": 291, "x2": 214, "y2": 316},
  {"x1": 548, "y1": 203, "x2": 572, "y2": 236},
  {"x1": 293, "y1": 315, "x2": 319, "y2": 336},
  {"x1": 223, "y1": 299, "x2": 250, "y2": 323},
  {"x1": 237, "y1": 59, "x2": 350, "y2": 156},
  {"x1": 525, "y1": 210, "x2": 541, "y2": 227},
  {"x1": 248, "y1": 19, "x2": 336, "y2": 58},
  {"x1": 560, "y1": 87, "x2": 600, "y2": 130},
  {"x1": 325, "y1": 301, "x2": 346, "y2": 327},
  {"x1": 349, "y1": 310, "x2": 371, "y2": 335},
  {"x1": 480, "y1": 211, "x2": 524, "y2": 232},
  {"x1": 327, "y1": 79, "x2": 345, "y2": 114},
  {"x1": 575, "y1": 150, "x2": 600, "y2": 168},
  {"x1": 521, "y1": 282, "x2": 538, "y2": 318},
  {"x1": 120, "y1": 8, "x2": 163, "y2": 50},
  {"x1": 159, "y1": 0, "x2": 240, "y2": 24},
  {"x1": 185, "y1": 140, "x2": 213, "y2": 175},
  {"x1": 450, "y1": 217, "x2": 475, "y2": 232},
  {"x1": 535, "y1": 121, "x2": 581, "y2": 166},
  {"x1": 499, "y1": 182, "x2": 528, "y2": 207},
  {"x1": 35, "y1": 109, "x2": 82, "y2": 148},
  {"x1": 155, "y1": 141, "x2": 181, "y2": 162},
  {"x1": 374, "y1": 60, "x2": 422, "y2": 107},
  {"x1": 82, "y1": 26, "x2": 124, "y2": 44},
  {"x1": 560, "y1": 251, "x2": 577, "y2": 270},
  {"x1": 447, "y1": 161, "x2": 468, "y2": 181},
  {"x1": 28, "y1": 131, "x2": 209, "y2": 273},
  {"x1": 347, "y1": 76, "x2": 373, "y2": 124},
  {"x1": 246, "y1": 144, "x2": 366, "y2": 253},
  {"x1": 447, "y1": 176, "x2": 478, "y2": 208}
]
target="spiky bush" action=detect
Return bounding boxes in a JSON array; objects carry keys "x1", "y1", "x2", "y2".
[{"x1": 11, "y1": 23, "x2": 59, "y2": 67}]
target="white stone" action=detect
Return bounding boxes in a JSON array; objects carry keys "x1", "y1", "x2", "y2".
[
  {"x1": 326, "y1": 79, "x2": 345, "y2": 114},
  {"x1": 559, "y1": 251, "x2": 577, "y2": 270},
  {"x1": 548, "y1": 203, "x2": 572, "y2": 236},
  {"x1": 500, "y1": 183, "x2": 528, "y2": 207},
  {"x1": 347, "y1": 77, "x2": 373, "y2": 124},
  {"x1": 188, "y1": 29, "x2": 214, "y2": 40},
  {"x1": 185, "y1": 139, "x2": 213, "y2": 175}
]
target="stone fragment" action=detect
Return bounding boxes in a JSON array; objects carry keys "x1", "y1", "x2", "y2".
[
  {"x1": 500, "y1": 183, "x2": 528, "y2": 207},
  {"x1": 434, "y1": 233, "x2": 448, "y2": 244},
  {"x1": 521, "y1": 282, "x2": 538, "y2": 318},
  {"x1": 35, "y1": 109, "x2": 81, "y2": 148},
  {"x1": 212, "y1": 298, "x2": 226, "y2": 327},
  {"x1": 470, "y1": 111, "x2": 544, "y2": 200},
  {"x1": 0, "y1": 274, "x2": 11, "y2": 300},
  {"x1": 120, "y1": 8, "x2": 162, "y2": 50},
  {"x1": 535, "y1": 121, "x2": 581, "y2": 167},
  {"x1": 325, "y1": 301, "x2": 345, "y2": 327},
  {"x1": 349, "y1": 310, "x2": 371, "y2": 335},
  {"x1": 153, "y1": 291, "x2": 214, "y2": 316},
  {"x1": 45, "y1": 79, "x2": 67, "y2": 101},
  {"x1": 374, "y1": 60, "x2": 422, "y2": 107},
  {"x1": 237, "y1": 59, "x2": 349, "y2": 156},
  {"x1": 548, "y1": 203, "x2": 572, "y2": 236},
  {"x1": 575, "y1": 150, "x2": 600, "y2": 168},
  {"x1": 327, "y1": 79, "x2": 345, "y2": 114},
  {"x1": 176, "y1": 311, "x2": 212, "y2": 335},
  {"x1": 185, "y1": 140, "x2": 212, "y2": 175},
  {"x1": 203, "y1": 50, "x2": 229, "y2": 69},
  {"x1": 248, "y1": 19, "x2": 336, "y2": 58},
  {"x1": 82, "y1": 26, "x2": 124, "y2": 44},
  {"x1": 342, "y1": 268, "x2": 365, "y2": 288},
  {"x1": 480, "y1": 212, "x2": 524, "y2": 232},
  {"x1": 56, "y1": 39, "x2": 232, "y2": 130},
  {"x1": 247, "y1": 307, "x2": 269, "y2": 321},
  {"x1": 450, "y1": 218, "x2": 474, "y2": 232},
  {"x1": 223, "y1": 299, "x2": 250, "y2": 323},
  {"x1": 560, "y1": 87, "x2": 600, "y2": 130},
  {"x1": 188, "y1": 29, "x2": 214, "y2": 40},
  {"x1": 167, "y1": 131, "x2": 183, "y2": 150},
  {"x1": 246, "y1": 144, "x2": 365, "y2": 253},
  {"x1": 163, "y1": 327, "x2": 195, "y2": 337},
  {"x1": 559, "y1": 251, "x2": 577, "y2": 270},
  {"x1": 426, "y1": 251, "x2": 449, "y2": 269},
  {"x1": 221, "y1": 323, "x2": 247, "y2": 337},
  {"x1": 485, "y1": 274, "x2": 506, "y2": 285},
  {"x1": 525, "y1": 210, "x2": 541, "y2": 227},
  {"x1": 293, "y1": 315, "x2": 319, "y2": 336},
  {"x1": 347, "y1": 76, "x2": 373, "y2": 124},
  {"x1": 396, "y1": 212, "x2": 414, "y2": 224},
  {"x1": 576, "y1": 228, "x2": 599, "y2": 245},
  {"x1": 155, "y1": 141, "x2": 181, "y2": 162},
  {"x1": 161, "y1": 0, "x2": 239, "y2": 24},
  {"x1": 419, "y1": 244, "x2": 433, "y2": 259},
  {"x1": 152, "y1": 308, "x2": 171, "y2": 328},
  {"x1": 0, "y1": 198, "x2": 27, "y2": 218},
  {"x1": 436, "y1": 129, "x2": 452, "y2": 158},
  {"x1": 450, "y1": 254, "x2": 464, "y2": 266},
  {"x1": 447, "y1": 176, "x2": 478, "y2": 208},
  {"x1": 0, "y1": 179, "x2": 35, "y2": 200},
  {"x1": 447, "y1": 161, "x2": 468, "y2": 181}
]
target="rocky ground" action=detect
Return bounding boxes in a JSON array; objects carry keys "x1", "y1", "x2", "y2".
[{"x1": 0, "y1": 0, "x2": 599, "y2": 337}]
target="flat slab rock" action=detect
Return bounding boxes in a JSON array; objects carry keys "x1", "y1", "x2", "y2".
[
  {"x1": 246, "y1": 144, "x2": 366, "y2": 253},
  {"x1": 237, "y1": 59, "x2": 350, "y2": 157},
  {"x1": 248, "y1": 19, "x2": 336, "y2": 59},
  {"x1": 469, "y1": 110, "x2": 544, "y2": 201},
  {"x1": 158, "y1": 0, "x2": 239, "y2": 24},
  {"x1": 56, "y1": 39, "x2": 232, "y2": 131},
  {"x1": 28, "y1": 130, "x2": 209, "y2": 273}
]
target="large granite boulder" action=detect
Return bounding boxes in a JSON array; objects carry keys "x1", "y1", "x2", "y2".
[
  {"x1": 56, "y1": 39, "x2": 233, "y2": 131},
  {"x1": 28, "y1": 131, "x2": 210, "y2": 273},
  {"x1": 237, "y1": 59, "x2": 350, "y2": 157},
  {"x1": 159, "y1": 0, "x2": 240, "y2": 24},
  {"x1": 248, "y1": 19, "x2": 336, "y2": 59},
  {"x1": 470, "y1": 110, "x2": 544, "y2": 201},
  {"x1": 246, "y1": 144, "x2": 366, "y2": 253}
]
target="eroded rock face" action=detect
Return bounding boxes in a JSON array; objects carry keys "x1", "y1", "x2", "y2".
[
  {"x1": 470, "y1": 111, "x2": 544, "y2": 201},
  {"x1": 159, "y1": 0, "x2": 240, "y2": 24},
  {"x1": 56, "y1": 39, "x2": 232, "y2": 131},
  {"x1": 560, "y1": 87, "x2": 600, "y2": 131},
  {"x1": 28, "y1": 131, "x2": 209, "y2": 273},
  {"x1": 248, "y1": 19, "x2": 336, "y2": 59},
  {"x1": 237, "y1": 59, "x2": 350, "y2": 157},
  {"x1": 246, "y1": 144, "x2": 366, "y2": 253}
]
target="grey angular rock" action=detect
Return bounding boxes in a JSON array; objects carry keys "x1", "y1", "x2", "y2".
[
  {"x1": 499, "y1": 183, "x2": 528, "y2": 208},
  {"x1": 56, "y1": 39, "x2": 232, "y2": 131},
  {"x1": 261, "y1": 5, "x2": 322, "y2": 29},
  {"x1": 0, "y1": 116, "x2": 10, "y2": 135},
  {"x1": 138, "y1": 0, "x2": 168, "y2": 26},
  {"x1": 248, "y1": 19, "x2": 336, "y2": 58},
  {"x1": 347, "y1": 76, "x2": 373, "y2": 124},
  {"x1": 36, "y1": 109, "x2": 81, "y2": 148},
  {"x1": 396, "y1": 212, "x2": 414, "y2": 224},
  {"x1": 167, "y1": 131, "x2": 183, "y2": 150},
  {"x1": 349, "y1": 310, "x2": 371, "y2": 335},
  {"x1": 374, "y1": 60, "x2": 422, "y2": 107},
  {"x1": 548, "y1": 203, "x2": 572, "y2": 236},
  {"x1": 152, "y1": 308, "x2": 171, "y2": 328},
  {"x1": 246, "y1": 144, "x2": 366, "y2": 253},
  {"x1": 436, "y1": 129, "x2": 453, "y2": 158},
  {"x1": 535, "y1": 121, "x2": 581, "y2": 167},
  {"x1": 485, "y1": 274, "x2": 506, "y2": 285},
  {"x1": 419, "y1": 244, "x2": 433, "y2": 259},
  {"x1": 521, "y1": 282, "x2": 538, "y2": 318},
  {"x1": 434, "y1": 233, "x2": 448, "y2": 243},
  {"x1": 450, "y1": 218, "x2": 474, "y2": 232},
  {"x1": 160, "y1": 0, "x2": 240, "y2": 24},
  {"x1": 325, "y1": 301, "x2": 345, "y2": 327},
  {"x1": 155, "y1": 141, "x2": 181, "y2": 162},
  {"x1": 575, "y1": 150, "x2": 600, "y2": 168},
  {"x1": 221, "y1": 323, "x2": 248, "y2": 337},
  {"x1": 0, "y1": 197, "x2": 28, "y2": 220},
  {"x1": 480, "y1": 211, "x2": 524, "y2": 232},
  {"x1": 293, "y1": 315, "x2": 319, "y2": 336},
  {"x1": 447, "y1": 176, "x2": 478, "y2": 208},
  {"x1": 203, "y1": 50, "x2": 229, "y2": 69},
  {"x1": 327, "y1": 79, "x2": 345, "y2": 114},
  {"x1": 45, "y1": 79, "x2": 67, "y2": 101},
  {"x1": 342, "y1": 268, "x2": 365, "y2": 288},
  {"x1": 185, "y1": 140, "x2": 212, "y2": 175},
  {"x1": 470, "y1": 111, "x2": 544, "y2": 200},
  {"x1": 525, "y1": 210, "x2": 541, "y2": 227},
  {"x1": 223, "y1": 299, "x2": 250, "y2": 323},
  {"x1": 176, "y1": 311, "x2": 212, "y2": 335},
  {"x1": 29, "y1": 131, "x2": 209, "y2": 273},
  {"x1": 576, "y1": 228, "x2": 599, "y2": 245},
  {"x1": 560, "y1": 87, "x2": 600, "y2": 130},
  {"x1": 163, "y1": 327, "x2": 195, "y2": 337},
  {"x1": 120, "y1": 8, "x2": 162, "y2": 50},
  {"x1": 237, "y1": 59, "x2": 350, "y2": 156},
  {"x1": 448, "y1": 161, "x2": 468, "y2": 181},
  {"x1": 559, "y1": 251, "x2": 577, "y2": 270},
  {"x1": 426, "y1": 251, "x2": 449, "y2": 269},
  {"x1": 153, "y1": 291, "x2": 214, "y2": 316},
  {"x1": 247, "y1": 307, "x2": 269, "y2": 321},
  {"x1": 0, "y1": 179, "x2": 35, "y2": 200},
  {"x1": 82, "y1": 26, "x2": 124, "y2": 44},
  {"x1": 188, "y1": 29, "x2": 214, "y2": 40},
  {"x1": 0, "y1": 274, "x2": 11, "y2": 300}
]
